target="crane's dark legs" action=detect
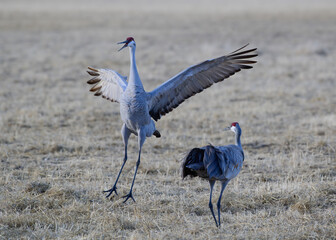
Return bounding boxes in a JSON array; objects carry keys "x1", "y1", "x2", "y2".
[
  {"x1": 122, "y1": 128, "x2": 146, "y2": 203},
  {"x1": 217, "y1": 180, "x2": 229, "y2": 227},
  {"x1": 103, "y1": 147, "x2": 127, "y2": 197},
  {"x1": 208, "y1": 180, "x2": 218, "y2": 227},
  {"x1": 122, "y1": 149, "x2": 141, "y2": 203},
  {"x1": 104, "y1": 125, "x2": 131, "y2": 198}
]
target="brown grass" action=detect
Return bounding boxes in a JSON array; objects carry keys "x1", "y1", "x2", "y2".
[{"x1": 1, "y1": 0, "x2": 335, "y2": 239}]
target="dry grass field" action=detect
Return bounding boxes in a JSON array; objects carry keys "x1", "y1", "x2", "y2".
[{"x1": 1, "y1": 0, "x2": 336, "y2": 239}]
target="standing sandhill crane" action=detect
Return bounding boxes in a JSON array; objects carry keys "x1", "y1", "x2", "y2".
[
  {"x1": 181, "y1": 122, "x2": 244, "y2": 227},
  {"x1": 86, "y1": 37, "x2": 256, "y2": 203}
]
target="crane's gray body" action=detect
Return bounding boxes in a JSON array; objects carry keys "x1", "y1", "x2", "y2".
[
  {"x1": 120, "y1": 86, "x2": 156, "y2": 137},
  {"x1": 213, "y1": 145, "x2": 244, "y2": 179}
]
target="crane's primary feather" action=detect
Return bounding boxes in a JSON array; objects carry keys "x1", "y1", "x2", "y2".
[
  {"x1": 87, "y1": 67, "x2": 128, "y2": 103},
  {"x1": 147, "y1": 45, "x2": 257, "y2": 121}
]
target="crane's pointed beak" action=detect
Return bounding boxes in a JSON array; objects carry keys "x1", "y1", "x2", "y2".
[
  {"x1": 117, "y1": 40, "x2": 128, "y2": 51},
  {"x1": 224, "y1": 127, "x2": 230, "y2": 131}
]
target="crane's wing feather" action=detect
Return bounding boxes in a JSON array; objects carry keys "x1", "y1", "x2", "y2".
[
  {"x1": 87, "y1": 67, "x2": 127, "y2": 103},
  {"x1": 204, "y1": 145, "x2": 227, "y2": 179},
  {"x1": 147, "y1": 44, "x2": 257, "y2": 121}
]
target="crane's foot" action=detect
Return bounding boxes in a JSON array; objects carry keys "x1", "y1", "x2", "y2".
[
  {"x1": 122, "y1": 191, "x2": 136, "y2": 203},
  {"x1": 103, "y1": 185, "x2": 118, "y2": 198}
]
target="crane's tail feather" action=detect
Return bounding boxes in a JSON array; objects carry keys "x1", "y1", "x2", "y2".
[
  {"x1": 186, "y1": 163, "x2": 204, "y2": 170},
  {"x1": 153, "y1": 130, "x2": 161, "y2": 138},
  {"x1": 180, "y1": 148, "x2": 205, "y2": 179}
]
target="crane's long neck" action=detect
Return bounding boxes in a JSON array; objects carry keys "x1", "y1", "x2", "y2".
[
  {"x1": 235, "y1": 128, "x2": 242, "y2": 149},
  {"x1": 128, "y1": 46, "x2": 143, "y2": 88}
]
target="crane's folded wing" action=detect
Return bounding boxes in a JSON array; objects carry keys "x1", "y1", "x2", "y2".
[
  {"x1": 204, "y1": 145, "x2": 226, "y2": 179},
  {"x1": 147, "y1": 44, "x2": 257, "y2": 121},
  {"x1": 87, "y1": 67, "x2": 128, "y2": 103}
]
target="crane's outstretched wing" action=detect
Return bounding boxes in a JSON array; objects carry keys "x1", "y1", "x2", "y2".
[
  {"x1": 147, "y1": 44, "x2": 257, "y2": 121},
  {"x1": 86, "y1": 67, "x2": 128, "y2": 103}
]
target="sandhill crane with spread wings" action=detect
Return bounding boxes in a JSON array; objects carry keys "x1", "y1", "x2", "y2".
[
  {"x1": 181, "y1": 122, "x2": 244, "y2": 227},
  {"x1": 86, "y1": 37, "x2": 257, "y2": 203}
]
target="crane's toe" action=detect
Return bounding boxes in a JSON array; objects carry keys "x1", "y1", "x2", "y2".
[
  {"x1": 122, "y1": 191, "x2": 136, "y2": 203},
  {"x1": 103, "y1": 185, "x2": 118, "y2": 198},
  {"x1": 153, "y1": 130, "x2": 161, "y2": 138}
]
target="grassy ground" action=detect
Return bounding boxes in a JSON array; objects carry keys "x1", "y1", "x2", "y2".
[{"x1": 1, "y1": 0, "x2": 335, "y2": 239}]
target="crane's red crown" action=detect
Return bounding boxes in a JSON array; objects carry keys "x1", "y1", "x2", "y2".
[
  {"x1": 231, "y1": 122, "x2": 239, "y2": 127},
  {"x1": 126, "y1": 37, "x2": 134, "y2": 43}
]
